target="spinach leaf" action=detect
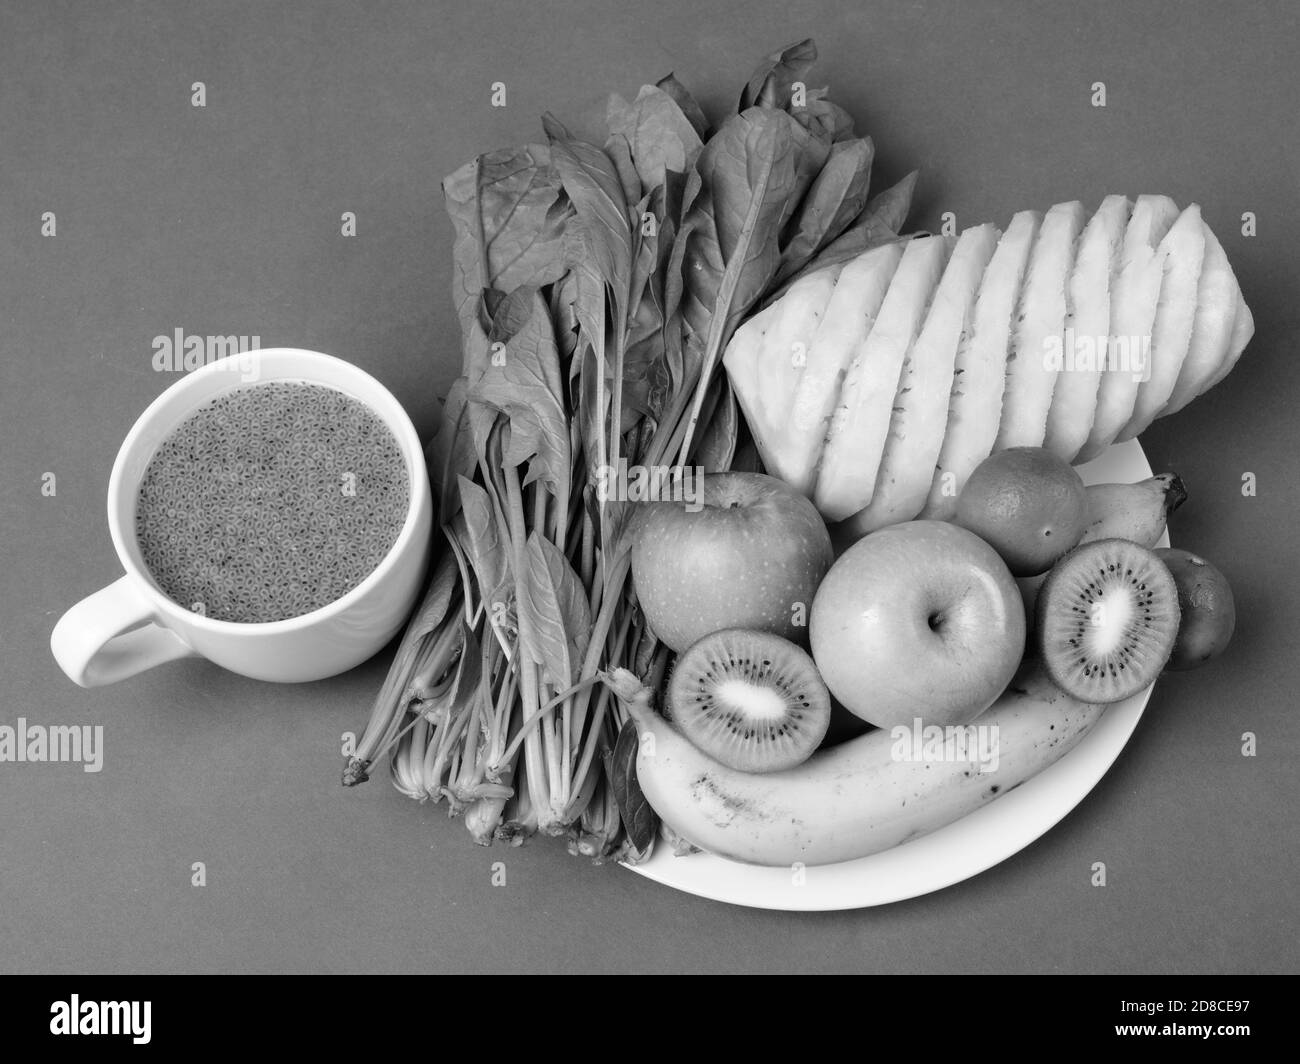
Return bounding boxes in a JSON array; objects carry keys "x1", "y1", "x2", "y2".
[
  {"x1": 610, "y1": 718, "x2": 658, "y2": 855},
  {"x1": 545, "y1": 123, "x2": 634, "y2": 320},
  {"x1": 456, "y1": 475, "x2": 511, "y2": 614},
  {"x1": 763, "y1": 170, "x2": 918, "y2": 302},
  {"x1": 445, "y1": 616, "x2": 483, "y2": 714},
  {"x1": 677, "y1": 102, "x2": 902, "y2": 461},
  {"x1": 606, "y1": 85, "x2": 703, "y2": 197},
  {"x1": 520, "y1": 532, "x2": 592, "y2": 688},
  {"x1": 782, "y1": 109, "x2": 834, "y2": 230},
  {"x1": 544, "y1": 122, "x2": 644, "y2": 523},
  {"x1": 626, "y1": 188, "x2": 662, "y2": 340},
  {"x1": 739, "y1": 38, "x2": 818, "y2": 111},
  {"x1": 693, "y1": 377, "x2": 739, "y2": 472},
  {"x1": 619, "y1": 185, "x2": 672, "y2": 426},
  {"x1": 602, "y1": 132, "x2": 643, "y2": 212},
  {"x1": 443, "y1": 146, "x2": 571, "y2": 340},
  {"x1": 403, "y1": 545, "x2": 461, "y2": 644},
  {"x1": 774, "y1": 136, "x2": 875, "y2": 284},
  {"x1": 863, "y1": 169, "x2": 915, "y2": 231},
  {"x1": 576, "y1": 342, "x2": 609, "y2": 483},
  {"x1": 427, "y1": 377, "x2": 476, "y2": 525},
  {"x1": 467, "y1": 288, "x2": 571, "y2": 509},
  {"x1": 549, "y1": 270, "x2": 582, "y2": 366},
  {"x1": 654, "y1": 72, "x2": 710, "y2": 140},
  {"x1": 677, "y1": 107, "x2": 800, "y2": 377},
  {"x1": 861, "y1": 168, "x2": 919, "y2": 235},
  {"x1": 793, "y1": 85, "x2": 856, "y2": 143}
]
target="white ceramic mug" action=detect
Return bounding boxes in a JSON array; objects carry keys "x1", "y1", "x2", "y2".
[{"x1": 50, "y1": 348, "x2": 433, "y2": 686}]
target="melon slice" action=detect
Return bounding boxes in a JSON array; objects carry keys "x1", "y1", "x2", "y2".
[
  {"x1": 781, "y1": 244, "x2": 904, "y2": 496},
  {"x1": 1043, "y1": 195, "x2": 1130, "y2": 461},
  {"x1": 1075, "y1": 194, "x2": 1180, "y2": 462},
  {"x1": 1162, "y1": 222, "x2": 1248, "y2": 414},
  {"x1": 1200, "y1": 291, "x2": 1254, "y2": 393},
  {"x1": 921, "y1": 212, "x2": 1038, "y2": 519},
  {"x1": 995, "y1": 201, "x2": 1086, "y2": 450},
  {"x1": 814, "y1": 235, "x2": 951, "y2": 521},
  {"x1": 1118, "y1": 204, "x2": 1206, "y2": 440},
  {"x1": 723, "y1": 267, "x2": 841, "y2": 489},
  {"x1": 840, "y1": 225, "x2": 998, "y2": 536}
]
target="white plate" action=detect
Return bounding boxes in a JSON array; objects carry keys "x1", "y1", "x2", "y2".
[{"x1": 623, "y1": 439, "x2": 1164, "y2": 910}]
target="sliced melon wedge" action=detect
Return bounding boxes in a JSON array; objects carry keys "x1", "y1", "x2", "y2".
[
  {"x1": 1075, "y1": 194, "x2": 1180, "y2": 462},
  {"x1": 1044, "y1": 195, "x2": 1130, "y2": 461},
  {"x1": 814, "y1": 235, "x2": 950, "y2": 521},
  {"x1": 921, "y1": 212, "x2": 1038, "y2": 519},
  {"x1": 779, "y1": 243, "x2": 905, "y2": 496},
  {"x1": 1162, "y1": 222, "x2": 1247, "y2": 414},
  {"x1": 995, "y1": 201, "x2": 1086, "y2": 450},
  {"x1": 840, "y1": 225, "x2": 998, "y2": 536},
  {"x1": 1200, "y1": 290, "x2": 1254, "y2": 393},
  {"x1": 723, "y1": 266, "x2": 841, "y2": 489},
  {"x1": 1118, "y1": 203, "x2": 1206, "y2": 440}
]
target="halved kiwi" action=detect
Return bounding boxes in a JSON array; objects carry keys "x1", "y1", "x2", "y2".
[
  {"x1": 1036, "y1": 538, "x2": 1181, "y2": 702},
  {"x1": 667, "y1": 628, "x2": 831, "y2": 772}
]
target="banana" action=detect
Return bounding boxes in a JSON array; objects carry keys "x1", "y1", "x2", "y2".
[
  {"x1": 1078, "y1": 472, "x2": 1187, "y2": 547},
  {"x1": 1015, "y1": 473, "x2": 1186, "y2": 629},
  {"x1": 614, "y1": 665, "x2": 1107, "y2": 868}
]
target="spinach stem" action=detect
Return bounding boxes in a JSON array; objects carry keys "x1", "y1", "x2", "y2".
[
  {"x1": 492, "y1": 671, "x2": 604, "y2": 771},
  {"x1": 503, "y1": 460, "x2": 558, "y2": 832}
]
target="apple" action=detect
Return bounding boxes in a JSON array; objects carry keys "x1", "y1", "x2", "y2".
[
  {"x1": 810, "y1": 520, "x2": 1025, "y2": 728},
  {"x1": 630, "y1": 472, "x2": 833, "y2": 654}
]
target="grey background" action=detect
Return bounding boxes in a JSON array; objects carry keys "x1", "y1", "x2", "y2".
[{"x1": 2, "y1": 0, "x2": 1296, "y2": 973}]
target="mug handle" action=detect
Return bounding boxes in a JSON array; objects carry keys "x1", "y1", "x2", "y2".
[{"x1": 51, "y1": 575, "x2": 197, "y2": 687}]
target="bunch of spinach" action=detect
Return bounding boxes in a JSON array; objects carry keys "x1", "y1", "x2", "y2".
[{"x1": 343, "y1": 39, "x2": 915, "y2": 861}]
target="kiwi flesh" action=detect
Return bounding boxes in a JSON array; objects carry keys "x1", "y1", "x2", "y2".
[
  {"x1": 667, "y1": 628, "x2": 831, "y2": 772},
  {"x1": 1036, "y1": 538, "x2": 1180, "y2": 702}
]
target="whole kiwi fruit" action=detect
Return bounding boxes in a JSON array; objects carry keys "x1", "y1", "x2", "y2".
[{"x1": 1154, "y1": 547, "x2": 1236, "y2": 670}]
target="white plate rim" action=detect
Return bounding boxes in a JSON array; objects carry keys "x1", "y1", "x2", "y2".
[{"x1": 621, "y1": 439, "x2": 1160, "y2": 911}]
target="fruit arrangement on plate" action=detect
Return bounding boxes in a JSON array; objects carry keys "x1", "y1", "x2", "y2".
[
  {"x1": 343, "y1": 40, "x2": 1247, "y2": 893},
  {"x1": 622, "y1": 452, "x2": 1235, "y2": 869}
]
